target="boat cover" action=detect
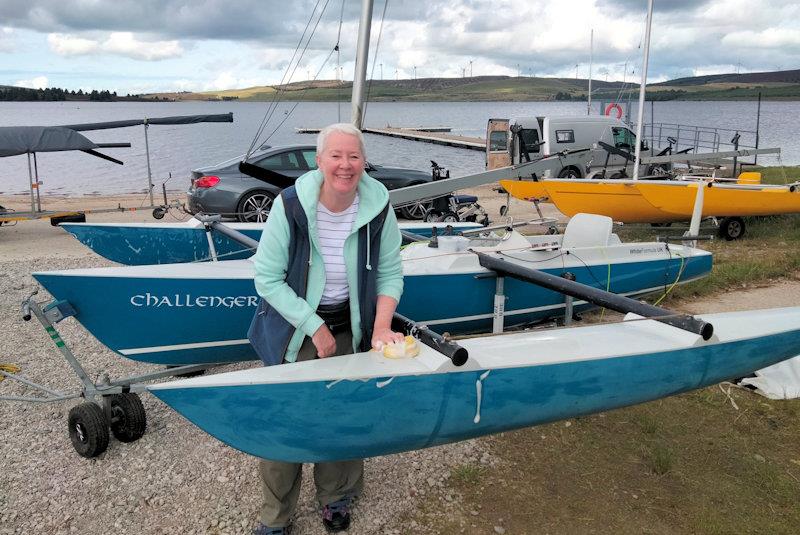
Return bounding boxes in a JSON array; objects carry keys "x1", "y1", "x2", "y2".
[
  {"x1": 60, "y1": 113, "x2": 234, "y2": 132},
  {"x1": 0, "y1": 126, "x2": 98, "y2": 157},
  {"x1": 740, "y1": 356, "x2": 800, "y2": 399}
]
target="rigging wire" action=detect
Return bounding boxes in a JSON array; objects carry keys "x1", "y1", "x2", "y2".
[
  {"x1": 362, "y1": 0, "x2": 391, "y2": 124},
  {"x1": 263, "y1": 46, "x2": 340, "y2": 141},
  {"x1": 336, "y1": 0, "x2": 346, "y2": 123},
  {"x1": 245, "y1": 0, "x2": 330, "y2": 158}
]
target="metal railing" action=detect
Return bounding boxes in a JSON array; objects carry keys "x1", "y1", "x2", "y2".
[{"x1": 642, "y1": 122, "x2": 758, "y2": 155}]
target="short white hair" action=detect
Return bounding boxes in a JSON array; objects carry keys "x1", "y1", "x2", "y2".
[{"x1": 317, "y1": 123, "x2": 366, "y2": 159}]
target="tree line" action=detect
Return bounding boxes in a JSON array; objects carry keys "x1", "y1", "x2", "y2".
[{"x1": 0, "y1": 86, "x2": 124, "y2": 101}]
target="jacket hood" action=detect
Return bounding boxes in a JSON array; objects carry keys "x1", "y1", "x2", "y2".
[{"x1": 294, "y1": 169, "x2": 390, "y2": 230}]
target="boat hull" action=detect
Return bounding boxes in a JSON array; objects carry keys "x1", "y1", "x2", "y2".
[
  {"x1": 501, "y1": 179, "x2": 800, "y2": 223},
  {"x1": 60, "y1": 220, "x2": 483, "y2": 265},
  {"x1": 33, "y1": 248, "x2": 711, "y2": 365},
  {"x1": 636, "y1": 182, "x2": 800, "y2": 218},
  {"x1": 501, "y1": 179, "x2": 679, "y2": 223},
  {"x1": 148, "y1": 308, "x2": 800, "y2": 462}
]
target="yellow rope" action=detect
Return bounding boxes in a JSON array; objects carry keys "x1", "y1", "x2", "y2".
[
  {"x1": 653, "y1": 250, "x2": 686, "y2": 306},
  {"x1": 0, "y1": 364, "x2": 22, "y2": 382}
]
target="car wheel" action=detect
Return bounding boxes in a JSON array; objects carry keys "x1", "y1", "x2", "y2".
[
  {"x1": 558, "y1": 167, "x2": 583, "y2": 179},
  {"x1": 238, "y1": 191, "x2": 276, "y2": 223}
]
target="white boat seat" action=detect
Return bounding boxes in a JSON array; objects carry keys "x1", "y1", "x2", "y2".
[{"x1": 561, "y1": 213, "x2": 614, "y2": 249}]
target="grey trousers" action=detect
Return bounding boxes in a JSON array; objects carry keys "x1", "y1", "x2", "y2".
[{"x1": 258, "y1": 330, "x2": 364, "y2": 528}]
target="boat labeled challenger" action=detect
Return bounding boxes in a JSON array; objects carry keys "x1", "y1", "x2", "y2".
[{"x1": 33, "y1": 214, "x2": 712, "y2": 365}]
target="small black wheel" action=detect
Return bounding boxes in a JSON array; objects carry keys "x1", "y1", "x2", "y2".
[
  {"x1": 238, "y1": 190, "x2": 276, "y2": 223},
  {"x1": 557, "y1": 167, "x2": 582, "y2": 179},
  {"x1": 152, "y1": 207, "x2": 166, "y2": 219},
  {"x1": 546, "y1": 226, "x2": 559, "y2": 235},
  {"x1": 609, "y1": 171, "x2": 627, "y2": 179},
  {"x1": 499, "y1": 205, "x2": 508, "y2": 216},
  {"x1": 68, "y1": 402, "x2": 109, "y2": 458},
  {"x1": 650, "y1": 222, "x2": 672, "y2": 228},
  {"x1": 108, "y1": 393, "x2": 147, "y2": 443},
  {"x1": 424, "y1": 210, "x2": 442, "y2": 223},
  {"x1": 439, "y1": 211, "x2": 460, "y2": 223},
  {"x1": 718, "y1": 217, "x2": 745, "y2": 241}
]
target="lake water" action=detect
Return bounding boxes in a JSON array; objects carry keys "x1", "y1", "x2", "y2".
[{"x1": 0, "y1": 100, "x2": 796, "y2": 196}]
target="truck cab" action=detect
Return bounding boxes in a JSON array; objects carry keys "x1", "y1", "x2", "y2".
[{"x1": 486, "y1": 115, "x2": 648, "y2": 178}]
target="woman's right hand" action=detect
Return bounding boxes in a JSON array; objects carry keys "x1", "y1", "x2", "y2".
[{"x1": 312, "y1": 324, "x2": 337, "y2": 358}]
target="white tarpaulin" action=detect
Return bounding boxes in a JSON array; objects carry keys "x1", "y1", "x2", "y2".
[{"x1": 739, "y1": 356, "x2": 800, "y2": 399}]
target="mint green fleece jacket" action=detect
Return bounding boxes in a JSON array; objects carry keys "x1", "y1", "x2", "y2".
[{"x1": 252, "y1": 169, "x2": 404, "y2": 363}]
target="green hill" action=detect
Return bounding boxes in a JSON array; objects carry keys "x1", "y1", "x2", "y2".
[{"x1": 132, "y1": 69, "x2": 800, "y2": 103}]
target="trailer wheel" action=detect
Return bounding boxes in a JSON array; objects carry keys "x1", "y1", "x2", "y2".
[
  {"x1": 439, "y1": 211, "x2": 460, "y2": 223},
  {"x1": 399, "y1": 202, "x2": 431, "y2": 220},
  {"x1": 68, "y1": 402, "x2": 109, "y2": 458},
  {"x1": 152, "y1": 207, "x2": 166, "y2": 219},
  {"x1": 557, "y1": 166, "x2": 583, "y2": 179},
  {"x1": 424, "y1": 210, "x2": 442, "y2": 223},
  {"x1": 718, "y1": 217, "x2": 745, "y2": 241},
  {"x1": 108, "y1": 393, "x2": 147, "y2": 443}
]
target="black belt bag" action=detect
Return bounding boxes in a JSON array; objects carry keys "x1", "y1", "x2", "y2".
[{"x1": 317, "y1": 301, "x2": 351, "y2": 335}]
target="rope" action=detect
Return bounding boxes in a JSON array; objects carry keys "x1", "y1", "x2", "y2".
[{"x1": 653, "y1": 249, "x2": 686, "y2": 306}]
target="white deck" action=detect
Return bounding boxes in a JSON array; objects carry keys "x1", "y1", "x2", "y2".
[{"x1": 148, "y1": 307, "x2": 800, "y2": 390}]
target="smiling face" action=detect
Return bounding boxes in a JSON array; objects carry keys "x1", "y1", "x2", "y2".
[{"x1": 316, "y1": 131, "x2": 365, "y2": 199}]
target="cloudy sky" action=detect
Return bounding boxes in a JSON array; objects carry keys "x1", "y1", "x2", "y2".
[{"x1": 0, "y1": 0, "x2": 798, "y2": 95}]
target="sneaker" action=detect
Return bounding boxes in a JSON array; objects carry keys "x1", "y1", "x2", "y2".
[
  {"x1": 252, "y1": 522, "x2": 292, "y2": 535},
  {"x1": 322, "y1": 497, "x2": 352, "y2": 532}
]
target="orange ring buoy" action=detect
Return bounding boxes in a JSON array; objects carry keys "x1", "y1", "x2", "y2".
[{"x1": 604, "y1": 102, "x2": 623, "y2": 119}]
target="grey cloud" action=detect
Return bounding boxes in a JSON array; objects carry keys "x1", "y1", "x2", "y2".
[{"x1": 0, "y1": 0, "x2": 313, "y2": 41}]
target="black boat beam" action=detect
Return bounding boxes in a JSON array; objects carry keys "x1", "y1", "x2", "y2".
[
  {"x1": 392, "y1": 312, "x2": 468, "y2": 366},
  {"x1": 475, "y1": 252, "x2": 714, "y2": 340}
]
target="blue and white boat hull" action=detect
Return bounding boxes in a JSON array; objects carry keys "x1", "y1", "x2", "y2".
[
  {"x1": 148, "y1": 307, "x2": 800, "y2": 462},
  {"x1": 32, "y1": 230, "x2": 712, "y2": 365},
  {"x1": 60, "y1": 219, "x2": 482, "y2": 265}
]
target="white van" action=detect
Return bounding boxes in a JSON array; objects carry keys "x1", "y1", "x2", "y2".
[{"x1": 486, "y1": 115, "x2": 646, "y2": 178}]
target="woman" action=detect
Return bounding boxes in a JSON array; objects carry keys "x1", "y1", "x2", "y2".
[{"x1": 249, "y1": 123, "x2": 405, "y2": 534}]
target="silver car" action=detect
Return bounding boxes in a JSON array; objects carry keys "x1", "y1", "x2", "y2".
[{"x1": 188, "y1": 144, "x2": 434, "y2": 222}]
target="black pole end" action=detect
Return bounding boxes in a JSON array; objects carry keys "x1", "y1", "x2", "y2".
[
  {"x1": 700, "y1": 322, "x2": 714, "y2": 341},
  {"x1": 450, "y1": 348, "x2": 469, "y2": 367}
]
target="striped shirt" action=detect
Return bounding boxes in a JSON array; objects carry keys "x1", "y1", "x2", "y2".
[{"x1": 317, "y1": 195, "x2": 359, "y2": 305}]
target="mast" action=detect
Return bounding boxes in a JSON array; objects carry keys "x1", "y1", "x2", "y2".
[
  {"x1": 587, "y1": 29, "x2": 593, "y2": 115},
  {"x1": 632, "y1": 0, "x2": 654, "y2": 180},
  {"x1": 351, "y1": 0, "x2": 374, "y2": 129}
]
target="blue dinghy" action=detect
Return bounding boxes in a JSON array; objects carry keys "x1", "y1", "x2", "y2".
[
  {"x1": 148, "y1": 307, "x2": 800, "y2": 462},
  {"x1": 33, "y1": 215, "x2": 712, "y2": 365},
  {"x1": 60, "y1": 219, "x2": 482, "y2": 265}
]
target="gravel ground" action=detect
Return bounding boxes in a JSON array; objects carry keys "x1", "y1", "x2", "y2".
[
  {"x1": 4, "y1": 195, "x2": 799, "y2": 534},
  {"x1": 0, "y1": 248, "x2": 494, "y2": 535}
]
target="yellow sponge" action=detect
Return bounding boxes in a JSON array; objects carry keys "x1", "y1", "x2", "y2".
[{"x1": 381, "y1": 336, "x2": 420, "y2": 359}]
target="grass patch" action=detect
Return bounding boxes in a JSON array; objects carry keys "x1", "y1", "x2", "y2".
[
  {"x1": 450, "y1": 464, "x2": 486, "y2": 485},
  {"x1": 408, "y1": 390, "x2": 800, "y2": 534},
  {"x1": 642, "y1": 442, "x2": 674, "y2": 475}
]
